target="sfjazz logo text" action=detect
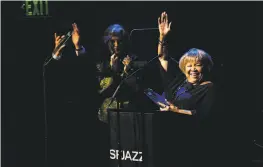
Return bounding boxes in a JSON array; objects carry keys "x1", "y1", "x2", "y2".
[{"x1": 110, "y1": 149, "x2": 143, "y2": 162}]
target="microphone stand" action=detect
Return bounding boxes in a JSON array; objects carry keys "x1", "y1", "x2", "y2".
[
  {"x1": 42, "y1": 51, "x2": 58, "y2": 167},
  {"x1": 107, "y1": 54, "x2": 160, "y2": 107},
  {"x1": 43, "y1": 55, "x2": 59, "y2": 167},
  {"x1": 43, "y1": 51, "x2": 57, "y2": 167},
  {"x1": 42, "y1": 54, "x2": 59, "y2": 167},
  {"x1": 106, "y1": 27, "x2": 159, "y2": 167},
  {"x1": 43, "y1": 60, "x2": 49, "y2": 167},
  {"x1": 107, "y1": 54, "x2": 160, "y2": 167},
  {"x1": 42, "y1": 31, "x2": 72, "y2": 167}
]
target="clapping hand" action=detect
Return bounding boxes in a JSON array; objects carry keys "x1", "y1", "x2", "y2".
[
  {"x1": 72, "y1": 23, "x2": 81, "y2": 49},
  {"x1": 122, "y1": 55, "x2": 132, "y2": 74}
]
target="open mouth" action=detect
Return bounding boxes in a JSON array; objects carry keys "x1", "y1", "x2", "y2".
[{"x1": 190, "y1": 72, "x2": 199, "y2": 77}]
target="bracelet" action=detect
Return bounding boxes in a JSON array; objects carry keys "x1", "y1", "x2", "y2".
[
  {"x1": 75, "y1": 46, "x2": 83, "y2": 51},
  {"x1": 158, "y1": 39, "x2": 168, "y2": 46}
]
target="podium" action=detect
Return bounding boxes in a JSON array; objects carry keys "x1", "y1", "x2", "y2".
[{"x1": 107, "y1": 109, "x2": 197, "y2": 167}]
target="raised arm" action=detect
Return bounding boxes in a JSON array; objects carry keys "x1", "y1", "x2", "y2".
[
  {"x1": 72, "y1": 23, "x2": 86, "y2": 56},
  {"x1": 52, "y1": 23, "x2": 86, "y2": 60},
  {"x1": 158, "y1": 11, "x2": 171, "y2": 72}
]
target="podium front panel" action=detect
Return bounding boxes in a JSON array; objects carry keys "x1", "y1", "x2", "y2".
[
  {"x1": 108, "y1": 110, "x2": 197, "y2": 167},
  {"x1": 108, "y1": 111, "x2": 154, "y2": 167}
]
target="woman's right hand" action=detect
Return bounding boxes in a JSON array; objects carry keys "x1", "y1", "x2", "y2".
[
  {"x1": 158, "y1": 11, "x2": 172, "y2": 40},
  {"x1": 110, "y1": 54, "x2": 119, "y2": 72},
  {"x1": 53, "y1": 33, "x2": 66, "y2": 57},
  {"x1": 159, "y1": 100, "x2": 179, "y2": 113}
]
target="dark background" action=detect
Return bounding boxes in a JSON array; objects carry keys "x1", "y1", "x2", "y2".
[{"x1": 2, "y1": 1, "x2": 261, "y2": 167}]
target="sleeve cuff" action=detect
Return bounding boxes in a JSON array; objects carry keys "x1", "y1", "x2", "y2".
[
  {"x1": 52, "y1": 53, "x2": 62, "y2": 60},
  {"x1": 75, "y1": 46, "x2": 86, "y2": 56}
]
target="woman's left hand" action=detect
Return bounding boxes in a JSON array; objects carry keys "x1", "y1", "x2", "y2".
[
  {"x1": 159, "y1": 100, "x2": 178, "y2": 112},
  {"x1": 159, "y1": 105, "x2": 170, "y2": 111}
]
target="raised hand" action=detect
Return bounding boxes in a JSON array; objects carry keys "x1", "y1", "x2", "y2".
[
  {"x1": 53, "y1": 33, "x2": 66, "y2": 56},
  {"x1": 72, "y1": 23, "x2": 81, "y2": 49},
  {"x1": 158, "y1": 11, "x2": 172, "y2": 39}
]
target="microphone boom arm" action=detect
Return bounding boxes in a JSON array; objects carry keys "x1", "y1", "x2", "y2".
[
  {"x1": 129, "y1": 28, "x2": 159, "y2": 40},
  {"x1": 107, "y1": 54, "x2": 160, "y2": 109},
  {"x1": 52, "y1": 31, "x2": 72, "y2": 55},
  {"x1": 44, "y1": 31, "x2": 72, "y2": 66}
]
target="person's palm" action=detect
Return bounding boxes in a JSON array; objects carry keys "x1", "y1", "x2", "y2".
[
  {"x1": 72, "y1": 23, "x2": 80, "y2": 47},
  {"x1": 158, "y1": 12, "x2": 171, "y2": 37},
  {"x1": 110, "y1": 54, "x2": 119, "y2": 72}
]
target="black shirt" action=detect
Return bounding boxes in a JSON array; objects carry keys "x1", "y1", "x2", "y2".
[
  {"x1": 157, "y1": 58, "x2": 218, "y2": 166},
  {"x1": 160, "y1": 58, "x2": 216, "y2": 123}
]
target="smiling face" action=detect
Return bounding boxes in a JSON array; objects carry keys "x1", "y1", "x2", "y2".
[
  {"x1": 184, "y1": 60, "x2": 203, "y2": 84},
  {"x1": 179, "y1": 48, "x2": 213, "y2": 84}
]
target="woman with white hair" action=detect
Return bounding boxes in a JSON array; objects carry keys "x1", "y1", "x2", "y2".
[
  {"x1": 156, "y1": 11, "x2": 217, "y2": 167},
  {"x1": 157, "y1": 12, "x2": 215, "y2": 121}
]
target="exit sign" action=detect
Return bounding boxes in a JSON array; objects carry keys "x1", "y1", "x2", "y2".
[{"x1": 23, "y1": 0, "x2": 50, "y2": 17}]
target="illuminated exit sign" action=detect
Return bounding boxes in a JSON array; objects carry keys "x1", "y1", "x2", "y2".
[{"x1": 22, "y1": 0, "x2": 50, "y2": 17}]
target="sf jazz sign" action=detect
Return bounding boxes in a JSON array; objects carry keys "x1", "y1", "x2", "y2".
[
  {"x1": 110, "y1": 149, "x2": 143, "y2": 162},
  {"x1": 24, "y1": 0, "x2": 49, "y2": 17}
]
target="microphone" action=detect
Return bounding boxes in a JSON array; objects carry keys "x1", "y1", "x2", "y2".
[
  {"x1": 52, "y1": 31, "x2": 72, "y2": 55},
  {"x1": 44, "y1": 31, "x2": 72, "y2": 66}
]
